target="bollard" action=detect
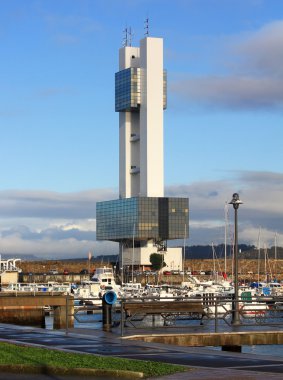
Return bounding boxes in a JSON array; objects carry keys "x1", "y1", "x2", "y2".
[{"x1": 102, "y1": 291, "x2": 117, "y2": 332}]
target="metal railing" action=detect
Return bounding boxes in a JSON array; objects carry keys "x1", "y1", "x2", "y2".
[{"x1": 64, "y1": 294, "x2": 283, "y2": 336}]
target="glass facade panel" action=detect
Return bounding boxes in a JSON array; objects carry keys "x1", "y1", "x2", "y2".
[
  {"x1": 96, "y1": 197, "x2": 189, "y2": 242},
  {"x1": 115, "y1": 68, "x2": 167, "y2": 112},
  {"x1": 115, "y1": 68, "x2": 140, "y2": 112}
]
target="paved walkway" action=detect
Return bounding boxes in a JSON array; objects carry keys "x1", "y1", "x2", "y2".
[{"x1": 1, "y1": 323, "x2": 283, "y2": 379}]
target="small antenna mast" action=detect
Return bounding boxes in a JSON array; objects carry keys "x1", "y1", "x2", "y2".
[
  {"x1": 128, "y1": 27, "x2": 133, "y2": 46},
  {"x1": 122, "y1": 26, "x2": 128, "y2": 47},
  {"x1": 122, "y1": 26, "x2": 133, "y2": 47},
  {"x1": 144, "y1": 16, "x2": 149, "y2": 36}
]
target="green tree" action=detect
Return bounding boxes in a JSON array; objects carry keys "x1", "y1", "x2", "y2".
[{"x1": 150, "y1": 253, "x2": 166, "y2": 271}]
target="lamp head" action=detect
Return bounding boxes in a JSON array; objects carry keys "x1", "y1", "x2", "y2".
[{"x1": 229, "y1": 193, "x2": 243, "y2": 209}]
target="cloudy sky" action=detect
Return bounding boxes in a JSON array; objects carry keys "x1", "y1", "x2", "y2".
[{"x1": 0, "y1": 0, "x2": 282, "y2": 259}]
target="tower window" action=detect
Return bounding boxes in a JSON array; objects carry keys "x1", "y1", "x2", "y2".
[{"x1": 132, "y1": 55, "x2": 135, "y2": 59}]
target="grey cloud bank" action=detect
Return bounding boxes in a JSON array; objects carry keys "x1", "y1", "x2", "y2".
[
  {"x1": 0, "y1": 188, "x2": 117, "y2": 219},
  {"x1": 172, "y1": 75, "x2": 283, "y2": 110},
  {"x1": 234, "y1": 21, "x2": 283, "y2": 77},
  {"x1": 171, "y1": 20, "x2": 283, "y2": 110},
  {"x1": 0, "y1": 170, "x2": 282, "y2": 258}
]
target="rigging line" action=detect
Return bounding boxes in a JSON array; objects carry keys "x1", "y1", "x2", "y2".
[{"x1": 266, "y1": 247, "x2": 273, "y2": 279}]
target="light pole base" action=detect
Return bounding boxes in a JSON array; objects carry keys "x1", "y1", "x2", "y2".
[
  {"x1": 231, "y1": 318, "x2": 241, "y2": 326},
  {"x1": 231, "y1": 311, "x2": 241, "y2": 326},
  {"x1": 231, "y1": 299, "x2": 241, "y2": 326}
]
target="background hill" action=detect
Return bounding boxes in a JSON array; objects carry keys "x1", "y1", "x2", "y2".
[{"x1": 3, "y1": 245, "x2": 283, "y2": 262}]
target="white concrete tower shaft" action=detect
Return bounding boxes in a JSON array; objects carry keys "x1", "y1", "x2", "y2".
[{"x1": 118, "y1": 37, "x2": 164, "y2": 199}]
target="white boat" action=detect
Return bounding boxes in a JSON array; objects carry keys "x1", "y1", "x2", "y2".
[
  {"x1": 122, "y1": 282, "x2": 143, "y2": 292},
  {"x1": 240, "y1": 302, "x2": 268, "y2": 319},
  {"x1": 74, "y1": 281, "x2": 103, "y2": 305},
  {"x1": 121, "y1": 283, "x2": 145, "y2": 299},
  {"x1": 74, "y1": 267, "x2": 122, "y2": 306},
  {"x1": 1, "y1": 281, "x2": 71, "y2": 293},
  {"x1": 91, "y1": 267, "x2": 120, "y2": 290},
  {"x1": 239, "y1": 289, "x2": 268, "y2": 319},
  {"x1": 203, "y1": 302, "x2": 232, "y2": 319}
]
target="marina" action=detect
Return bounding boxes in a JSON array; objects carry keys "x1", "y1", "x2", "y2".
[
  {"x1": 1, "y1": 259, "x2": 283, "y2": 375},
  {"x1": 2, "y1": 277, "x2": 283, "y2": 349}
]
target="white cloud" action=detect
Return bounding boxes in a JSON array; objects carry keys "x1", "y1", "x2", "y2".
[
  {"x1": 171, "y1": 20, "x2": 283, "y2": 111},
  {"x1": 0, "y1": 188, "x2": 118, "y2": 258},
  {"x1": 171, "y1": 75, "x2": 283, "y2": 110},
  {"x1": 0, "y1": 171, "x2": 282, "y2": 257},
  {"x1": 165, "y1": 170, "x2": 283, "y2": 247},
  {"x1": 0, "y1": 233, "x2": 117, "y2": 260},
  {"x1": 233, "y1": 20, "x2": 283, "y2": 77},
  {"x1": 0, "y1": 188, "x2": 117, "y2": 219},
  {"x1": 59, "y1": 219, "x2": 96, "y2": 232}
]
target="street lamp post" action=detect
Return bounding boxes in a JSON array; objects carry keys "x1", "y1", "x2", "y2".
[{"x1": 229, "y1": 193, "x2": 243, "y2": 326}]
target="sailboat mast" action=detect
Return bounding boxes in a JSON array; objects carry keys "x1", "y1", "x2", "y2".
[
  {"x1": 274, "y1": 232, "x2": 277, "y2": 279},
  {"x1": 212, "y1": 242, "x2": 216, "y2": 280},
  {"x1": 224, "y1": 202, "x2": 228, "y2": 275},
  {"x1": 121, "y1": 243, "x2": 124, "y2": 284},
  {"x1": 264, "y1": 244, "x2": 267, "y2": 283},
  {"x1": 132, "y1": 223, "x2": 135, "y2": 284},
  {"x1": 183, "y1": 223, "x2": 187, "y2": 282},
  {"x1": 257, "y1": 227, "x2": 261, "y2": 285}
]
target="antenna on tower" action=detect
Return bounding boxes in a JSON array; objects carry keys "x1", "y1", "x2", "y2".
[
  {"x1": 122, "y1": 26, "x2": 133, "y2": 47},
  {"x1": 122, "y1": 26, "x2": 128, "y2": 47},
  {"x1": 144, "y1": 16, "x2": 149, "y2": 36},
  {"x1": 128, "y1": 27, "x2": 133, "y2": 46}
]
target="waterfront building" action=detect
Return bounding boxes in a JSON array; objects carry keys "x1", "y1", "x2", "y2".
[
  {"x1": 96, "y1": 30, "x2": 189, "y2": 270},
  {"x1": 0, "y1": 258, "x2": 21, "y2": 284}
]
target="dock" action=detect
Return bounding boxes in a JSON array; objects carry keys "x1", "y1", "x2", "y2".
[
  {"x1": 0, "y1": 292, "x2": 74, "y2": 329},
  {"x1": 125, "y1": 330, "x2": 283, "y2": 352}
]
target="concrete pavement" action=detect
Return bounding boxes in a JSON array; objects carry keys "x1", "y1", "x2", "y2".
[{"x1": 0, "y1": 323, "x2": 283, "y2": 379}]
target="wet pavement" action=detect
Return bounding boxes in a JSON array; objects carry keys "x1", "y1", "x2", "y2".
[
  {"x1": 0, "y1": 375, "x2": 114, "y2": 380},
  {"x1": 1, "y1": 323, "x2": 283, "y2": 379}
]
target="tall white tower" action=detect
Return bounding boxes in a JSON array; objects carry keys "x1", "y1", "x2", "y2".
[
  {"x1": 117, "y1": 37, "x2": 165, "y2": 199},
  {"x1": 97, "y1": 32, "x2": 188, "y2": 272}
]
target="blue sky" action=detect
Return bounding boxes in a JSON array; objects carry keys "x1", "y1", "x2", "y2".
[{"x1": 0, "y1": 0, "x2": 282, "y2": 258}]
